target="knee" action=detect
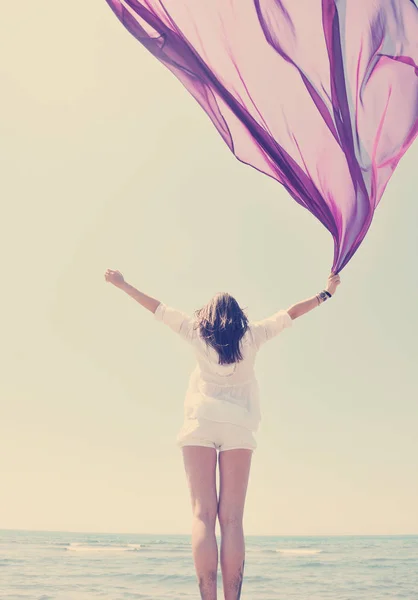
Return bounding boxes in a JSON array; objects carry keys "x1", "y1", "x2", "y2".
[
  {"x1": 193, "y1": 505, "x2": 217, "y2": 529},
  {"x1": 218, "y1": 508, "x2": 243, "y2": 531}
]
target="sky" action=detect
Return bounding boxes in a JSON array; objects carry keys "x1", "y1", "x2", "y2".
[{"x1": 0, "y1": 3, "x2": 417, "y2": 537}]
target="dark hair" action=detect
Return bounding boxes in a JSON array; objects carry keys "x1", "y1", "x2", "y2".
[{"x1": 194, "y1": 292, "x2": 249, "y2": 365}]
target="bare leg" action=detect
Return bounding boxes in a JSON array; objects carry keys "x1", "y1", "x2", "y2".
[
  {"x1": 182, "y1": 446, "x2": 219, "y2": 600},
  {"x1": 218, "y1": 449, "x2": 252, "y2": 600}
]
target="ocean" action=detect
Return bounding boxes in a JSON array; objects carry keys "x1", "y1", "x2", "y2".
[{"x1": 0, "y1": 530, "x2": 417, "y2": 599}]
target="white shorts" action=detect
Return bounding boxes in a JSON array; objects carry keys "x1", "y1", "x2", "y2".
[{"x1": 176, "y1": 418, "x2": 257, "y2": 453}]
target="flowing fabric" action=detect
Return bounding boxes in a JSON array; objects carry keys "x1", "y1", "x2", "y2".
[{"x1": 105, "y1": 0, "x2": 418, "y2": 272}]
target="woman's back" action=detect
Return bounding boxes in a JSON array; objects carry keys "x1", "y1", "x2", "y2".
[{"x1": 154, "y1": 302, "x2": 293, "y2": 431}]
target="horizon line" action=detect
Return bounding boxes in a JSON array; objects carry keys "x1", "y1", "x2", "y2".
[{"x1": 1, "y1": 527, "x2": 417, "y2": 538}]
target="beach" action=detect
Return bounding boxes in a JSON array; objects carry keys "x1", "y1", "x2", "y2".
[{"x1": 1, "y1": 529, "x2": 417, "y2": 599}]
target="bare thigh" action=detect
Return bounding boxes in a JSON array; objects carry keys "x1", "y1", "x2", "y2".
[
  {"x1": 218, "y1": 450, "x2": 253, "y2": 525},
  {"x1": 182, "y1": 446, "x2": 218, "y2": 519}
]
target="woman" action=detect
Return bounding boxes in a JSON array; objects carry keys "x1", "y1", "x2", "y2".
[{"x1": 105, "y1": 269, "x2": 341, "y2": 600}]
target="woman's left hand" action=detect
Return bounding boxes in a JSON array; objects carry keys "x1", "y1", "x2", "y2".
[
  {"x1": 326, "y1": 272, "x2": 341, "y2": 296},
  {"x1": 105, "y1": 269, "x2": 125, "y2": 288}
]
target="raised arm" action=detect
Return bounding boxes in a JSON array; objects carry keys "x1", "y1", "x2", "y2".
[
  {"x1": 105, "y1": 269, "x2": 160, "y2": 313},
  {"x1": 287, "y1": 273, "x2": 341, "y2": 320},
  {"x1": 105, "y1": 268, "x2": 195, "y2": 342}
]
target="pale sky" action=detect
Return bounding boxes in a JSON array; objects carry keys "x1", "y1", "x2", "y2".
[{"x1": 1, "y1": 4, "x2": 417, "y2": 537}]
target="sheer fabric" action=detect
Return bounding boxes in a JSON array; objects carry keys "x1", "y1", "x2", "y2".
[{"x1": 106, "y1": 0, "x2": 418, "y2": 272}]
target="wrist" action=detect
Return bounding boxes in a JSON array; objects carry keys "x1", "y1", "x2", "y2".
[{"x1": 316, "y1": 290, "x2": 331, "y2": 305}]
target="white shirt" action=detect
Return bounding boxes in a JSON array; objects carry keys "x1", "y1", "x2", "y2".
[{"x1": 154, "y1": 303, "x2": 293, "y2": 432}]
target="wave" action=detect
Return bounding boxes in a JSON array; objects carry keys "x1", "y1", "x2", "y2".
[
  {"x1": 127, "y1": 544, "x2": 143, "y2": 551},
  {"x1": 64, "y1": 541, "x2": 191, "y2": 554},
  {"x1": 246, "y1": 547, "x2": 323, "y2": 556},
  {"x1": 148, "y1": 539, "x2": 191, "y2": 547},
  {"x1": 49, "y1": 542, "x2": 68, "y2": 546},
  {"x1": 298, "y1": 560, "x2": 328, "y2": 568},
  {"x1": 275, "y1": 549, "x2": 323, "y2": 556},
  {"x1": 65, "y1": 542, "x2": 144, "y2": 554}
]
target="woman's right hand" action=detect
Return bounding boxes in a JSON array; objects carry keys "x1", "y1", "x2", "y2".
[
  {"x1": 326, "y1": 272, "x2": 341, "y2": 296},
  {"x1": 105, "y1": 269, "x2": 125, "y2": 288}
]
